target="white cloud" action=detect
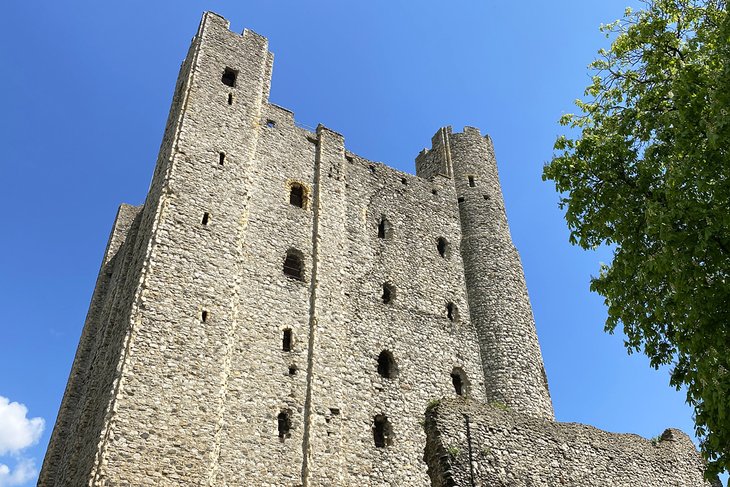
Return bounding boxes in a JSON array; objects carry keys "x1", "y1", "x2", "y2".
[
  {"x1": 0, "y1": 396, "x2": 44, "y2": 456},
  {"x1": 0, "y1": 458, "x2": 37, "y2": 487}
]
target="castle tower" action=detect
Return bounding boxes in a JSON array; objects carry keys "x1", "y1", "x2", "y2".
[
  {"x1": 417, "y1": 127, "x2": 554, "y2": 419},
  {"x1": 40, "y1": 12, "x2": 553, "y2": 486}
]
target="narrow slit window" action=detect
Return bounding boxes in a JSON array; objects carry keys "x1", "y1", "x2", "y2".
[
  {"x1": 283, "y1": 249, "x2": 304, "y2": 281},
  {"x1": 282, "y1": 328, "x2": 292, "y2": 352},
  {"x1": 373, "y1": 415, "x2": 392, "y2": 448},
  {"x1": 377, "y1": 350, "x2": 397, "y2": 379},
  {"x1": 201, "y1": 212, "x2": 210, "y2": 225},
  {"x1": 451, "y1": 368, "x2": 468, "y2": 396},
  {"x1": 219, "y1": 152, "x2": 226, "y2": 165},
  {"x1": 221, "y1": 67, "x2": 237, "y2": 87},
  {"x1": 468, "y1": 175, "x2": 475, "y2": 187},
  {"x1": 278, "y1": 410, "x2": 291, "y2": 440},
  {"x1": 446, "y1": 302, "x2": 459, "y2": 322},
  {"x1": 377, "y1": 216, "x2": 390, "y2": 239},
  {"x1": 381, "y1": 282, "x2": 394, "y2": 304},
  {"x1": 437, "y1": 237, "x2": 449, "y2": 258},
  {"x1": 228, "y1": 93, "x2": 233, "y2": 105},
  {"x1": 290, "y1": 184, "x2": 305, "y2": 208},
  {"x1": 201, "y1": 310, "x2": 208, "y2": 323}
]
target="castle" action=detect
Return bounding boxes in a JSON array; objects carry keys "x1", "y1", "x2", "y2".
[{"x1": 39, "y1": 12, "x2": 718, "y2": 486}]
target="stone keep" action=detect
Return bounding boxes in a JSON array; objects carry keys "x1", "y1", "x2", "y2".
[{"x1": 39, "y1": 12, "x2": 716, "y2": 487}]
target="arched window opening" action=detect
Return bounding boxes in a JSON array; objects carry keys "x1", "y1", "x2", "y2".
[
  {"x1": 437, "y1": 237, "x2": 450, "y2": 258},
  {"x1": 377, "y1": 216, "x2": 391, "y2": 239},
  {"x1": 283, "y1": 250, "x2": 304, "y2": 281},
  {"x1": 282, "y1": 328, "x2": 292, "y2": 352},
  {"x1": 290, "y1": 183, "x2": 305, "y2": 208},
  {"x1": 373, "y1": 415, "x2": 392, "y2": 448},
  {"x1": 278, "y1": 410, "x2": 292, "y2": 441},
  {"x1": 221, "y1": 67, "x2": 237, "y2": 87},
  {"x1": 451, "y1": 367, "x2": 469, "y2": 396},
  {"x1": 446, "y1": 302, "x2": 459, "y2": 322},
  {"x1": 377, "y1": 350, "x2": 397, "y2": 379},
  {"x1": 381, "y1": 282, "x2": 395, "y2": 304}
]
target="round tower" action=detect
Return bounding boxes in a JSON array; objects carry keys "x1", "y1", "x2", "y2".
[{"x1": 447, "y1": 126, "x2": 554, "y2": 419}]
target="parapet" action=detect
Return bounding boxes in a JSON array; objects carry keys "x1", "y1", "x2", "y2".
[{"x1": 424, "y1": 398, "x2": 720, "y2": 487}]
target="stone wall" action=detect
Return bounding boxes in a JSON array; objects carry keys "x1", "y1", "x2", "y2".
[
  {"x1": 41, "y1": 12, "x2": 554, "y2": 486},
  {"x1": 424, "y1": 398, "x2": 720, "y2": 487}
]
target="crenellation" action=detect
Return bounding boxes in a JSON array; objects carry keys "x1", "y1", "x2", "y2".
[{"x1": 40, "y1": 11, "x2": 716, "y2": 487}]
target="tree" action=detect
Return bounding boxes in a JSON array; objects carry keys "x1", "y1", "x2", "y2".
[{"x1": 543, "y1": 0, "x2": 729, "y2": 478}]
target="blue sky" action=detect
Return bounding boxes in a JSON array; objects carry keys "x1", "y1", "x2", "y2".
[{"x1": 1, "y1": 1, "x2": 724, "y2": 485}]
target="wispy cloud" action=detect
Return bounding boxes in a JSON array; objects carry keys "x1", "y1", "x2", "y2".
[
  {"x1": 0, "y1": 395, "x2": 45, "y2": 487},
  {"x1": 0, "y1": 458, "x2": 37, "y2": 487}
]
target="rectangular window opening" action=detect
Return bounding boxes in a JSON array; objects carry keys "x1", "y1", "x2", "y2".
[
  {"x1": 219, "y1": 152, "x2": 225, "y2": 165},
  {"x1": 282, "y1": 329, "x2": 292, "y2": 352},
  {"x1": 468, "y1": 175, "x2": 475, "y2": 187},
  {"x1": 201, "y1": 212, "x2": 210, "y2": 225},
  {"x1": 201, "y1": 310, "x2": 208, "y2": 323}
]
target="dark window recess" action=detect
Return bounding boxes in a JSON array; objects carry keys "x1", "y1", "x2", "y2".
[
  {"x1": 330, "y1": 408, "x2": 340, "y2": 416},
  {"x1": 458, "y1": 197, "x2": 465, "y2": 204},
  {"x1": 221, "y1": 67, "x2": 237, "y2": 87},
  {"x1": 446, "y1": 302, "x2": 459, "y2": 322},
  {"x1": 373, "y1": 415, "x2": 392, "y2": 448},
  {"x1": 282, "y1": 329, "x2": 292, "y2": 352},
  {"x1": 201, "y1": 310, "x2": 208, "y2": 323},
  {"x1": 219, "y1": 152, "x2": 226, "y2": 165},
  {"x1": 283, "y1": 250, "x2": 304, "y2": 281},
  {"x1": 401, "y1": 177, "x2": 407, "y2": 185},
  {"x1": 437, "y1": 237, "x2": 449, "y2": 258},
  {"x1": 381, "y1": 282, "x2": 394, "y2": 304},
  {"x1": 288, "y1": 365, "x2": 297, "y2": 376},
  {"x1": 377, "y1": 217, "x2": 390, "y2": 239},
  {"x1": 451, "y1": 369, "x2": 465, "y2": 396},
  {"x1": 201, "y1": 212, "x2": 210, "y2": 225},
  {"x1": 266, "y1": 119, "x2": 276, "y2": 128},
  {"x1": 432, "y1": 189, "x2": 438, "y2": 195},
  {"x1": 468, "y1": 175, "x2": 476, "y2": 187},
  {"x1": 369, "y1": 165, "x2": 376, "y2": 174},
  {"x1": 484, "y1": 194, "x2": 491, "y2": 200},
  {"x1": 377, "y1": 350, "x2": 397, "y2": 379},
  {"x1": 290, "y1": 184, "x2": 304, "y2": 208},
  {"x1": 278, "y1": 410, "x2": 291, "y2": 440},
  {"x1": 228, "y1": 93, "x2": 233, "y2": 105}
]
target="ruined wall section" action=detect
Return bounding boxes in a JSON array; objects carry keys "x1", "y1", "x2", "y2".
[
  {"x1": 418, "y1": 127, "x2": 554, "y2": 420},
  {"x1": 424, "y1": 398, "x2": 720, "y2": 487}
]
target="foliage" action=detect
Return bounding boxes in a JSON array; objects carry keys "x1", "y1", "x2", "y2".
[{"x1": 543, "y1": 0, "x2": 729, "y2": 477}]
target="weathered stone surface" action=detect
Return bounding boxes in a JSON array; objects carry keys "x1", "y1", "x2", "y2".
[
  {"x1": 424, "y1": 398, "x2": 720, "y2": 487},
  {"x1": 38, "y1": 11, "x2": 713, "y2": 487}
]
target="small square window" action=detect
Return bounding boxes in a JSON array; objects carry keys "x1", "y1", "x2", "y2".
[{"x1": 221, "y1": 67, "x2": 237, "y2": 87}]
